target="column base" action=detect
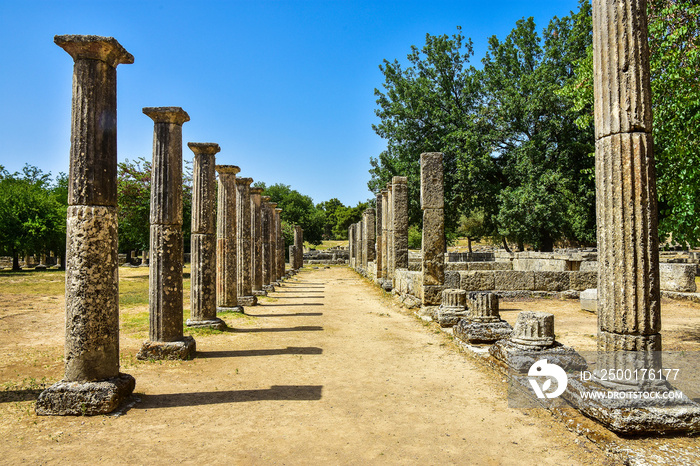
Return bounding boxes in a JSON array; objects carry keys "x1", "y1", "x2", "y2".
[
  {"x1": 436, "y1": 308, "x2": 469, "y2": 327},
  {"x1": 253, "y1": 289, "x2": 268, "y2": 297},
  {"x1": 217, "y1": 306, "x2": 244, "y2": 313},
  {"x1": 381, "y1": 279, "x2": 393, "y2": 291},
  {"x1": 35, "y1": 373, "x2": 135, "y2": 416},
  {"x1": 262, "y1": 285, "x2": 275, "y2": 292},
  {"x1": 34, "y1": 264, "x2": 48, "y2": 271},
  {"x1": 271, "y1": 281, "x2": 281, "y2": 287},
  {"x1": 489, "y1": 339, "x2": 587, "y2": 373},
  {"x1": 186, "y1": 317, "x2": 227, "y2": 330},
  {"x1": 238, "y1": 295, "x2": 258, "y2": 306},
  {"x1": 136, "y1": 336, "x2": 196, "y2": 361},
  {"x1": 454, "y1": 319, "x2": 513, "y2": 344},
  {"x1": 563, "y1": 378, "x2": 700, "y2": 435}
]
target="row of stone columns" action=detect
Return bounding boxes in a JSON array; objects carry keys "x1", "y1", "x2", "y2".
[
  {"x1": 348, "y1": 176, "x2": 408, "y2": 292},
  {"x1": 37, "y1": 34, "x2": 292, "y2": 416}
]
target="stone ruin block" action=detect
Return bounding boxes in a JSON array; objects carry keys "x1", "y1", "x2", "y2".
[
  {"x1": 453, "y1": 292, "x2": 512, "y2": 344},
  {"x1": 659, "y1": 263, "x2": 697, "y2": 292},
  {"x1": 569, "y1": 271, "x2": 597, "y2": 290},
  {"x1": 533, "y1": 271, "x2": 570, "y2": 292},
  {"x1": 580, "y1": 288, "x2": 597, "y2": 313},
  {"x1": 459, "y1": 271, "x2": 494, "y2": 291},
  {"x1": 493, "y1": 271, "x2": 534, "y2": 291}
]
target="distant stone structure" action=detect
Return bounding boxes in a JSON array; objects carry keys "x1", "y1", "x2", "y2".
[
  {"x1": 37, "y1": 35, "x2": 135, "y2": 416},
  {"x1": 236, "y1": 178, "x2": 257, "y2": 306},
  {"x1": 250, "y1": 187, "x2": 266, "y2": 296},
  {"x1": 216, "y1": 165, "x2": 243, "y2": 313}
]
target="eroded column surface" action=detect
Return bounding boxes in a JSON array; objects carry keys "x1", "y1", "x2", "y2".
[
  {"x1": 375, "y1": 192, "x2": 384, "y2": 281},
  {"x1": 386, "y1": 183, "x2": 395, "y2": 285},
  {"x1": 37, "y1": 35, "x2": 135, "y2": 416},
  {"x1": 593, "y1": 0, "x2": 660, "y2": 355},
  {"x1": 236, "y1": 178, "x2": 257, "y2": 306},
  {"x1": 275, "y1": 208, "x2": 285, "y2": 280},
  {"x1": 186, "y1": 142, "x2": 225, "y2": 330},
  {"x1": 261, "y1": 197, "x2": 274, "y2": 291},
  {"x1": 293, "y1": 225, "x2": 303, "y2": 270},
  {"x1": 363, "y1": 209, "x2": 376, "y2": 271},
  {"x1": 216, "y1": 165, "x2": 243, "y2": 312},
  {"x1": 420, "y1": 152, "x2": 445, "y2": 306},
  {"x1": 348, "y1": 224, "x2": 355, "y2": 269},
  {"x1": 137, "y1": 106, "x2": 195, "y2": 361},
  {"x1": 268, "y1": 202, "x2": 280, "y2": 285},
  {"x1": 392, "y1": 176, "x2": 409, "y2": 278},
  {"x1": 250, "y1": 187, "x2": 266, "y2": 296}
]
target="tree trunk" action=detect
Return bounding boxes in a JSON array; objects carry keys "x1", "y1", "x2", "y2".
[
  {"x1": 467, "y1": 237, "x2": 472, "y2": 253},
  {"x1": 502, "y1": 237, "x2": 511, "y2": 253},
  {"x1": 12, "y1": 252, "x2": 20, "y2": 271}
]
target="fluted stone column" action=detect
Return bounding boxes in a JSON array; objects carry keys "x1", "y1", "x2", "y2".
[
  {"x1": 293, "y1": 225, "x2": 303, "y2": 270},
  {"x1": 268, "y1": 202, "x2": 280, "y2": 286},
  {"x1": 375, "y1": 192, "x2": 383, "y2": 282},
  {"x1": 356, "y1": 221, "x2": 363, "y2": 272},
  {"x1": 186, "y1": 142, "x2": 225, "y2": 330},
  {"x1": 381, "y1": 189, "x2": 389, "y2": 288},
  {"x1": 37, "y1": 35, "x2": 135, "y2": 416},
  {"x1": 236, "y1": 178, "x2": 257, "y2": 306},
  {"x1": 593, "y1": 0, "x2": 660, "y2": 357},
  {"x1": 392, "y1": 176, "x2": 409, "y2": 286},
  {"x1": 261, "y1": 197, "x2": 274, "y2": 291},
  {"x1": 348, "y1": 224, "x2": 355, "y2": 269},
  {"x1": 137, "y1": 107, "x2": 195, "y2": 361},
  {"x1": 363, "y1": 209, "x2": 376, "y2": 271},
  {"x1": 216, "y1": 165, "x2": 243, "y2": 312},
  {"x1": 275, "y1": 208, "x2": 285, "y2": 280},
  {"x1": 386, "y1": 183, "x2": 395, "y2": 284},
  {"x1": 250, "y1": 187, "x2": 266, "y2": 296},
  {"x1": 421, "y1": 152, "x2": 445, "y2": 306}
]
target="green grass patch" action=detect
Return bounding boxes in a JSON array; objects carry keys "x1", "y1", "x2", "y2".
[{"x1": 0, "y1": 269, "x2": 65, "y2": 295}]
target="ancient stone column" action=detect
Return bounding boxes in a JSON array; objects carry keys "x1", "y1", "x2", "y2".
[
  {"x1": 236, "y1": 178, "x2": 257, "y2": 306},
  {"x1": 356, "y1": 220, "x2": 363, "y2": 271},
  {"x1": 392, "y1": 176, "x2": 409, "y2": 277},
  {"x1": 250, "y1": 187, "x2": 266, "y2": 296},
  {"x1": 363, "y1": 208, "x2": 376, "y2": 270},
  {"x1": 137, "y1": 107, "x2": 195, "y2": 361},
  {"x1": 268, "y1": 202, "x2": 280, "y2": 286},
  {"x1": 381, "y1": 189, "x2": 389, "y2": 286},
  {"x1": 275, "y1": 208, "x2": 285, "y2": 280},
  {"x1": 186, "y1": 142, "x2": 225, "y2": 330},
  {"x1": 348, "y1": 224, "x2": 354, "y2": 268},
  {"x1": 216, "y1": 165, "x2": 243, "y2": 312},
  {"x1": 261, "y1": 197, "x2": 274, "y2": 291},
  {"x1": 293, "y1": 225, "x2": 303, "y2": 270},
  {"x1": 420, "y1": 152, "x2": 445, "y2": 306},
  {"x1": 375, "y1": 192, "x2": 383, "y2": 282},
  {"x1": 386, "y1": 183, "x2": 395, "y2": 283},
  {"x1": 37, "y1": 35, "x2": 135, "y2": 416},
  {"x1": 593, "y1": 0, "x2": 660, "y2": 360}
]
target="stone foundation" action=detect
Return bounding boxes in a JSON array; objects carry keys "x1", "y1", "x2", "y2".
[
  {"x1": 137, "y1": 336, "x2": 196, "y2": 360},
  {"x1": 237, "y1": 295, "x2": 258, "y2": 306},
  {"x1": 186, "y1": 317, "x2": 226, "y2": 330},
  {"x1": 36, "y1": 373, "x2": 135, "y2": 416}
]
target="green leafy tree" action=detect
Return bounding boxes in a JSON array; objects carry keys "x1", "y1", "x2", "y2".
[
  {"x1": 262, "y1": 183, "x2": 325, "y2": 245},
  {"x1": 333, "y1": 202, "x2": 370, "y2": 239}
]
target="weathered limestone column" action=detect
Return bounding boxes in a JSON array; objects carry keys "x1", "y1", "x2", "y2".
[
  {"x1": 363, "y1": 208, "x2": 376, "y2": 271},
  {"x1": 236, "y1": 178, "x2": 257, "y2": 306},
  {"x1": 261, "y1": 197, "x2": 274, "y2": 291},
  {"x1": 293, "y1": 225, "x2": 303, "y2": 270},
  {"x1": 348, "y1": 224, "x2": 355, "y2": 268},
  {"x1": 375, "y1": 192, "x2": 383, "y2": 282},
  {"x1": 381, "y1": 189, "x2": 389, "y2": 287},
  {"x1": 216, "y1": 165, "x2": 243, "y2": 313},
  {"x1": 137, "y1": 107, "x2": 195, "y2": 361},
  {"x1": 392, "y1": 176, "x2": 409, "y2": 286},
  {"x1": 420, "y1": 152, "x2": 445, "y2": 306},
  {"x1": 186, "y1": 142, "x2": 225, "y2": 330},
  {"x1": 250, "y1": 187, "x2": 266, "y2": 296},
  {"x1": 268, "y1": 202, "x2": 280, "y2": 286},
  {"x1": 37, "y1": 35, "x2": 135, "y2": 416},
  {"x1": 385, "y1": 183, "x2": 395, "y2": 285},
  {"x1": 356, "y1": 220, "x2": 363, "y2": 272},
  {"x1": 275, "y1": 208, "x2": 285, "y2": 280}
]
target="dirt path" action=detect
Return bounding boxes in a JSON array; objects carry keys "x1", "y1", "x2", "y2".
[{"x1": 0, "y1": 266, "x2": 622, "y2": 464}]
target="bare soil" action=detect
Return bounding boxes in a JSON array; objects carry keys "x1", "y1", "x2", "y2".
[{"x1": 0, "y1": 266, "x2": 697, "y2": 464}]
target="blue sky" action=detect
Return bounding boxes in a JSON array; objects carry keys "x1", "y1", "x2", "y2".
[{"x1": 0, "y1": 0, "x2": 583, "y2": 206}]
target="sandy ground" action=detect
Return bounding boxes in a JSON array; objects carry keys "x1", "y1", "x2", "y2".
[{"x1": 0, "y1": 266, "x2": 697, "y2": 464}]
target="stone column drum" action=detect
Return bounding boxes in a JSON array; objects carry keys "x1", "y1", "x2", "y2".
[
  {"x1": 420, "y1": 153, "x2": 445, "y2": 306},
  {"x1": 216, "y1": 165, "x2": 243, "y2": 313},
  {"x1": 268, "y1": 202, "x2": 280, "y2": 286},
  {"x1": 275, "y1": 208, "x2": 285, "y2": 280},
  {"x1": 236, "y1": 178, "x2": 257, "y2": 306},
  {"x1": 37, "y1": 35, "x2": 135, "y2": 416},
  {"x1": 348, "y1": 224, "x2": 355, "y2": 269},
  {"x1": 375, "y1": 192, "x2": 383, "y2": 282},
  {"x1": 137, "y1": 107, "x2": 195, "y2": 361},
  {"x1": 363, "y1": 209, "x2": 376, "y2": 270},
  {"x1": 261, "y1": 197, "x2": 274, "y2": 291},
  {"x1": 186, "y1": 142, "x2": 226, "y2": 330},
  {"x1": 293, "y1": 225, "x2": 303, "y2": 270},
  {"x1": 380, "y1": 189, "x2": 390, "y2": 288},
  {"x1": 385, "y1": 183, "x2": 395, "y2": 284},
  {"x1": 436, "y1": 289, "x2": 469, "y2": 328},
  {"x1": 392, "y1": 177, "x2": 409, "y2": 284},
  {"x1": 250, "y1": 187, "x2": 266, "y2": 296}
]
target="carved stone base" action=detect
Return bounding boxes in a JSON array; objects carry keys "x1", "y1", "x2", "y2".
[
  {"x1": 137, "y1": 336, "x2": 196, "y2": 360},
  {"x1": 381, "y1": 279, "x2": 393, "y2": 291},
  {"x1": 217, "y1": 306, "x2": 244, "y2": 314},
  {"x1": 253, "y1": 289, "x2": 268, "y2": 297},
  {"x1": 186, "y1": 317, "x2": 227, "y2": 330},
  {"x1": 454, "y1": 320, "x2": 513, "y2": 343},
  {"x1": 436, "y1": 309, "x2": 469, "y2": 327},
  {"x1": 238, "y1": 295, "x2": 258, "y2": 306},
  {"x1": 262, "y1": 285, "x2": 275, "y2": 292},
  {"x1": 489, "y1": 339, "x2": 587, "y2": 373},
  {"x1": 35, "y1": 373, "x2": 135, "y2": 416},
  {"x1": 563, "y1": 378, "x2": 700, "y2": 435}
]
